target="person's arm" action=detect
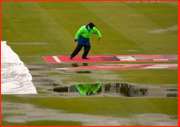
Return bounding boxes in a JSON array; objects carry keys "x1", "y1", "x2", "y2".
[
  {"x1": 92, "y1": 27, "x2": 101, "y2": 41},
  {"x1": 75, "y1": 26, "x2": 84, "y2": 41}
]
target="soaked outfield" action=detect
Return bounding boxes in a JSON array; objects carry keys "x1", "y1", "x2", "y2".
[
  {"x1": 26, "y1": 63, "x2": 178, "y2": 98},
  {"x1": 1, "y1": 1, "x2": 178, "y2": 126}
]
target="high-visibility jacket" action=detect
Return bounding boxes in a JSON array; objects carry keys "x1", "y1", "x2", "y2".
[
  {"x1": 75, "y1": 25, "x2": 101, "y2": 45},
  {"x1": 76, "y1": 83, "x2": 101, "y2": 96}
]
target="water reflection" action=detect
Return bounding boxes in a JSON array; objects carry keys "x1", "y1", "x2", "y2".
[
  {"x1": 53, "y1": 83, "x2": 178, "y2": 97},
  {"x1": 75, "y1": 83, "x2": 101, "y2": 96}
]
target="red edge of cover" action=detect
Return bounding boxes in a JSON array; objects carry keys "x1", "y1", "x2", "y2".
[
  {"x1": 178, "y1": 0, "x2": 180, "y2": 127},
  {"x1": 0, "y1": 0, "x2": 178, "y2": 1},
  {"x1": 0, "y1": 0, "x2": 1, "y2": 126},
  {"x1": 178, "y1": 1, "x2": 180, "y2": 127}
]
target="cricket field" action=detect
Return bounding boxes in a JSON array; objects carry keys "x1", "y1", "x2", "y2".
[{"x1": 1, "y1": 1, "x2": 178, "y2": 126}]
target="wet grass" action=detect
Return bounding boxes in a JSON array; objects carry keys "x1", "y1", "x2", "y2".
[
  {"x1": 31, "y1": 97, "x2": 178, "y2": 118},
  {"x1": 36, "y1": 87, "x2": 52, "y2": 94},
  {"x1": 1, "y1": 95, "x2": 178, "y2": 119},
  {"x1": 2, "y1": 121, "x2": 82, "y2": 126},
  {"x1": 1, "y1": 1, "x2": 178, "y2": 62},
  {"x1": 40, "y1": 69, "x2": 178, "y2": 88}
]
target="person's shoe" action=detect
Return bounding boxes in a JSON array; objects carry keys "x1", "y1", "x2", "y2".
[
  {"x1": 70, "y1": 56, "x2": 73, "y2": 59},
  {"x1": 82, "y1": 57, "x2": 89, "y2": 59}
]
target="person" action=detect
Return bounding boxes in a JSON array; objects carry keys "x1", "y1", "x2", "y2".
[{"x1": 70, "y1": 22, "x2": 101, "y2": 59}]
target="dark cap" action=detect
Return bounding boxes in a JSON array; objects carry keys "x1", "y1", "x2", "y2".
[{"x1": 89, "y1": 22, "x2": 95, "y2": 29}]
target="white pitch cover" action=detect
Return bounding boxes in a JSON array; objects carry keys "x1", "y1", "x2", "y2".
[{"x1": 1, "y1": 41, "x2": 37, "y2": 94}]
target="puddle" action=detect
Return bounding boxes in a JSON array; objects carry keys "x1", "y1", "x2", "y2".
[
  {"x1": 33, "y1": 73, "x2": 179, "y2": 98},
  {"x1": 26, "y1": 63, "x2": 178, "y2": 97},
  {"x1": 27, "y1": 62, "x2": 91, "y2": 70},
  {"x1": 51, "y1": 83, "x2": 178, "y2": 98}
]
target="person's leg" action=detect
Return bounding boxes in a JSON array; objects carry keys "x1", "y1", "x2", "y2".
[
  {"x1": 70, "y1": 44, "x2": 83, "y2": 59},
  {"x1": 82, "y1": 44, "x2": 91, "y2": 59}
]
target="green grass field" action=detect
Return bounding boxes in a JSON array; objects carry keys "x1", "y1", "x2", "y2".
[
  {"x1": 1, "y1": 1, "x2": 178, "y2": 62},
  {"x1": 1, "y1": 1, "x2": 178, "y2": 126}
]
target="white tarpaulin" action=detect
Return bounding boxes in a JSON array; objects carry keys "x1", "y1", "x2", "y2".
[{"x1": 1, "y1": 41, "x2": 37, "y2": 94}]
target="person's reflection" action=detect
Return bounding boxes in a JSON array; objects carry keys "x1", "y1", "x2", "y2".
[{"x1": 76, "y1": 83, "x2": 101, "y2": 96}]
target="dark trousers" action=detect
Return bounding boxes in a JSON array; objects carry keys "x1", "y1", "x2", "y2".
[{"x1": 71, "y1": 44, "x2": 91, "y2": 58}]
